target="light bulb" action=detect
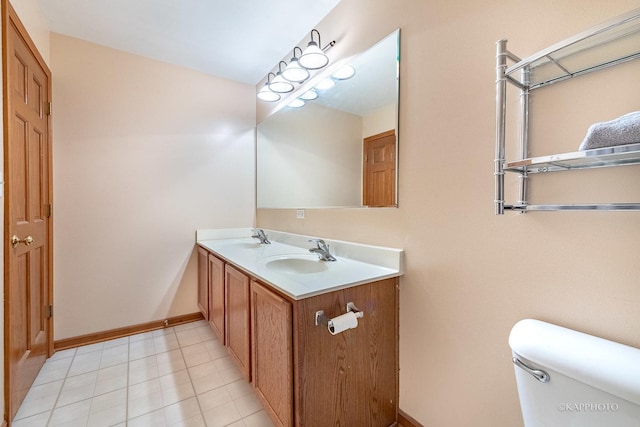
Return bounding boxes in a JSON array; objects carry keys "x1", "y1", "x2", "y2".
[
  {"x1": 332, "y1": 65, "x2": 356, "y2": 80},
  {"x1": 314, "y1": 78, "x2": 335, "y2": 91},
  {"x1": 269, "y1": 73, "x2": 294, "y2": 93},
  {"x1": 282, "y1": 58, "x2": 310, "y2": 83},
  {"x1": 299, "y1": 42, "x2": 329, "y2": 70},
  {"x1": 288, "y1": 98, "x2": 305, "y2": 108},
  {"x1": 299, "y1": 89, "x2": 318, "y2": 101},
  {"x1": 257, "y1": 85, "x2": 280, "y2": 102}
]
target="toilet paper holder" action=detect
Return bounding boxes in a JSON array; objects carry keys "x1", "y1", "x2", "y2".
[{"x1": 315, "y1": 302, "x2": 364, "y2": 327}]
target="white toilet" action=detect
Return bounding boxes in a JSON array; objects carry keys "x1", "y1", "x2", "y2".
[{"x1": 509, "y1": 319, "x2": 640, "y2": 426}]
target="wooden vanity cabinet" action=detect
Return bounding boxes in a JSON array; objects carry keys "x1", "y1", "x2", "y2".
[
  {"x1": 251, "y1": 280, "x2": 293, "y2": 427},
  {"x1": 225, "y1": 264, "x2": 251, "y2": 381},
  {"x1": 208, "y1": 254, "x2": 225, "y2": 342},
  {"x1": 251, "y1": 277, "x2": 399, "y2": 427},
  {"x1": 197, "y1": 244, "x2": 399, "y2": 426},
  {"x1": 293, "y1": 277, "x2": 399, "y2": 426},
  {"x1": 197, "y1": 247, "x2": 209, "y2": 319}
]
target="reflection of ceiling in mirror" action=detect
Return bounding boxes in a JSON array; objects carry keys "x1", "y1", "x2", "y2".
[{"x1": 312, "y1": 32, "x2": 398, "y2": 117}]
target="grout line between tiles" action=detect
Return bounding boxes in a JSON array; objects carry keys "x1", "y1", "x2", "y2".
[
  {"x1": 157, "y1": 328, "x2": 172, "y2": 426},
  {"x1": 44, "y1": 347, "x2": 76, "y2": 426},
  {"x1": 178, "y1": 327, "x2": 208, "y2": 426},
  {"x1": 124, "y1": 337, "x2": 130, "y2": 425},
  {"x1": 14, "y1": 320, "x2": 274, "y2": 427}
]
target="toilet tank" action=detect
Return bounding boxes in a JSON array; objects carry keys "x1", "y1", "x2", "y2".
[{"x1": 509, "y1": 319, "x2": 640, "y2": 427}]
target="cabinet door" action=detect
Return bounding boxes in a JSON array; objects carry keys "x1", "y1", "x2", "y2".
[
  {"x1": 197, "y1": 247, "x2": 209, "y2": 319},
  {"x1": 208, "y1": 254, "x2": 225, "y2": 343},
  {"x1": 251, "y1": 281, "x2": 293, "y2": 427},
  {"x1": 294, "y1": 278, "x2": 399, "y2": 426},
  {"x1": 225, "y1": 264, "x2": 251, "y2": 381}
]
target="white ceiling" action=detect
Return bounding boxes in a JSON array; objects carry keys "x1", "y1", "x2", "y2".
[{"x1": 36, "y1": 0, "x2": 342, "y2": 85}]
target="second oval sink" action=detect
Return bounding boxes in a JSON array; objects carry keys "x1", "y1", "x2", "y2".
[{"x1": 263, "y1": 255, "x2": 329, "y2": 274}]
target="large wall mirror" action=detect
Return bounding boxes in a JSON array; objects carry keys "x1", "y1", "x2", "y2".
[{"x1": 257, "y1": 29, "x2": 400, "y2": 208}]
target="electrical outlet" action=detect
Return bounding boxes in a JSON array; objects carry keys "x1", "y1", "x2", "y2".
[{"x1": 296, "y1": 209, "x2": 305, "y2": 219}]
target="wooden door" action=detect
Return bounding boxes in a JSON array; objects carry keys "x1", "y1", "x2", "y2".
[
  {"x1": 3, "y1": 1, "x2": 53, "y2": 421},
  {"x1": 363, "y1": 130, "x2": 397, "y2": 207},
  {"x1": 225, "y1": 264, "x2": 251, "y2": 381},
  {"x1": 208, "y1": 253, "x2": 225, "y2": 343},
  {"x1": 197, "y1": 247, "x2": 209, "y2": 319},
  {"x1": 251, "y1": 281, "x2": 293, "y2": 427}
]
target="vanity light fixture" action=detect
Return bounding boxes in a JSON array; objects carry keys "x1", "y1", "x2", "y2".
[
  {"x1": 314, "y1": 78, "x2": 335, "y2": 91},
  {"x1": 269, "y1": 61, "x2": 295, "y2": 93},
  {"x1": 282, "y1": 47, "x2": 310, "y2": 83},
  {"x1": 332, "y1": 64, "x2": 356, "y2": 80},
  {"x1": 288, "y1": 98, "x2": 305, "y2": 108},
  {"x1": 256, "y1": 29, "x2": 335, "y2": 102},
  {"x1": 257, "y1": 73, "x2": 281, "y2": 102},
  {"x1": 299, "y1": 88, "x2": 318, "y2": 101},
  {"x1": 299, "y1": 29, "x2": 334, "y2": 70}
]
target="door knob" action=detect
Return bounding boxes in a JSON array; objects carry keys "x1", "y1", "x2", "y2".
[{"x1": 11, "y1": 235, "x2": 33, "y2": 248}]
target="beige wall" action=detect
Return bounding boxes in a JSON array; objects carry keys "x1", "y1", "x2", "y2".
[
  {"x1": 8, "y1": 0, "x2": 50, "y2": 64},
  {"x1": 51, "y1": 34, "x2": 256, "y2": 339},
  {"x1": 257, "y1": 1, "x2": 640, "y2": 426},
  {"x1": 362, "y1": 103, "x2": 396, "y2": 139}
]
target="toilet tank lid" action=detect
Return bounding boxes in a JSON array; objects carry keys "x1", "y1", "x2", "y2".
[{"x1": 509, "y1": 319, "x2": 640, "y2": 406}]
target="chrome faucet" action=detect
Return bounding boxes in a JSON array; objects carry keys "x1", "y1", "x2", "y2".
[
  {"x1": 308, "y1": 239, "x2": 336, "y2": 261},
  {"x1": 252, "y1": 228, "x2": 271, "y2": 245}
]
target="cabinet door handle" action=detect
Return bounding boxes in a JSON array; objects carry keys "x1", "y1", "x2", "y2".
[{"x1": 11, "y1": 235, "x2": 34, "y2": 248}]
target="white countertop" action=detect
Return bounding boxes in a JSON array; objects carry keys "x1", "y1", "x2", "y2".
[{"x1": 196, "y1": 229, "x2": 403, "y2": 300}]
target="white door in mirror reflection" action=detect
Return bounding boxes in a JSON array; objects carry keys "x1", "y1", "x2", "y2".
[{"x1": 363, "y1": 130, "x2": 396, "y2": 207}]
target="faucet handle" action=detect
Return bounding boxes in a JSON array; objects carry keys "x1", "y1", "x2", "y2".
[
  {"x1": 308, "y1": 239, "x2": 327, "y2": 249},
  {"x1": 308, "y1": 239, "x2": 336, "y2": 261},
  {"x1": 252, "y1": 228, "x2": 271, "y2": 244}
]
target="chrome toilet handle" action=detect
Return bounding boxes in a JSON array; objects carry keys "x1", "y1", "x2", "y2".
[{"x1": 513, "y1": 357, "x2": 550, "y2": 383}]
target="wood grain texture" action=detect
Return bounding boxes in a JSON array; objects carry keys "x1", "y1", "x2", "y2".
[
  {"x1": 197, "y1": 247, "x2": 209, "y2": 319},
  {"x1": 251, "y1": 280, "x2": 293, "y2": 427},
  {"x1": 225, "y1": 264, "x2": 251, "y2": 381},
  {"x1": 3, "y1": 0, "x2": 53, "y2": 420},
  {"x1": 363, "y1": 129, "x2": 396, "y2": 207},
  {"x1": 398, "y1": 409, "x2": 424, "y2": 427},
  {"x1": 53, "y1": 312, "x2": 203, "y2": 351},
  {"x1": 294, "y1": 277, "x2": 399, "y2": 426},
  {"x1": 208, "y1": 254, "x2": 225, "y2": 343}
]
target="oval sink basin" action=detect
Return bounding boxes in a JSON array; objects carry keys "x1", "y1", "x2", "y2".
[{"x1": 263, "y1": 255, "x2": 328, "y2": 274}]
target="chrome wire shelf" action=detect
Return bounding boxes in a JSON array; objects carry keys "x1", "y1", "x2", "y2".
[
  {"x1": 495, "y1": 8, "x2": 640, "y2": 214},
  {"x1": 504, "y1": 142, "x2": 640, "y2": 173},
  {"x1": 506, "y1": 203, "x2": 640, "y2": 212},
  {"x1": 505, "y1": 8, "x2": 640, "y2": 90}
]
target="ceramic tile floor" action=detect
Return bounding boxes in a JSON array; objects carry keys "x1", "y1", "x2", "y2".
[{"x1": 13, "y1": 320, "x2": 275, "y2": 427}]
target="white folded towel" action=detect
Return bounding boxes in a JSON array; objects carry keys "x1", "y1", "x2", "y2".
[{"x1": 578, "y1": 111, "x2": 640, "y2": 151}]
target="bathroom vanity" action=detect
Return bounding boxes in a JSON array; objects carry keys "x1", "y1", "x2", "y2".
[{"x1": 196, "y1": 229, "x2": 403, "y2": 427}]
